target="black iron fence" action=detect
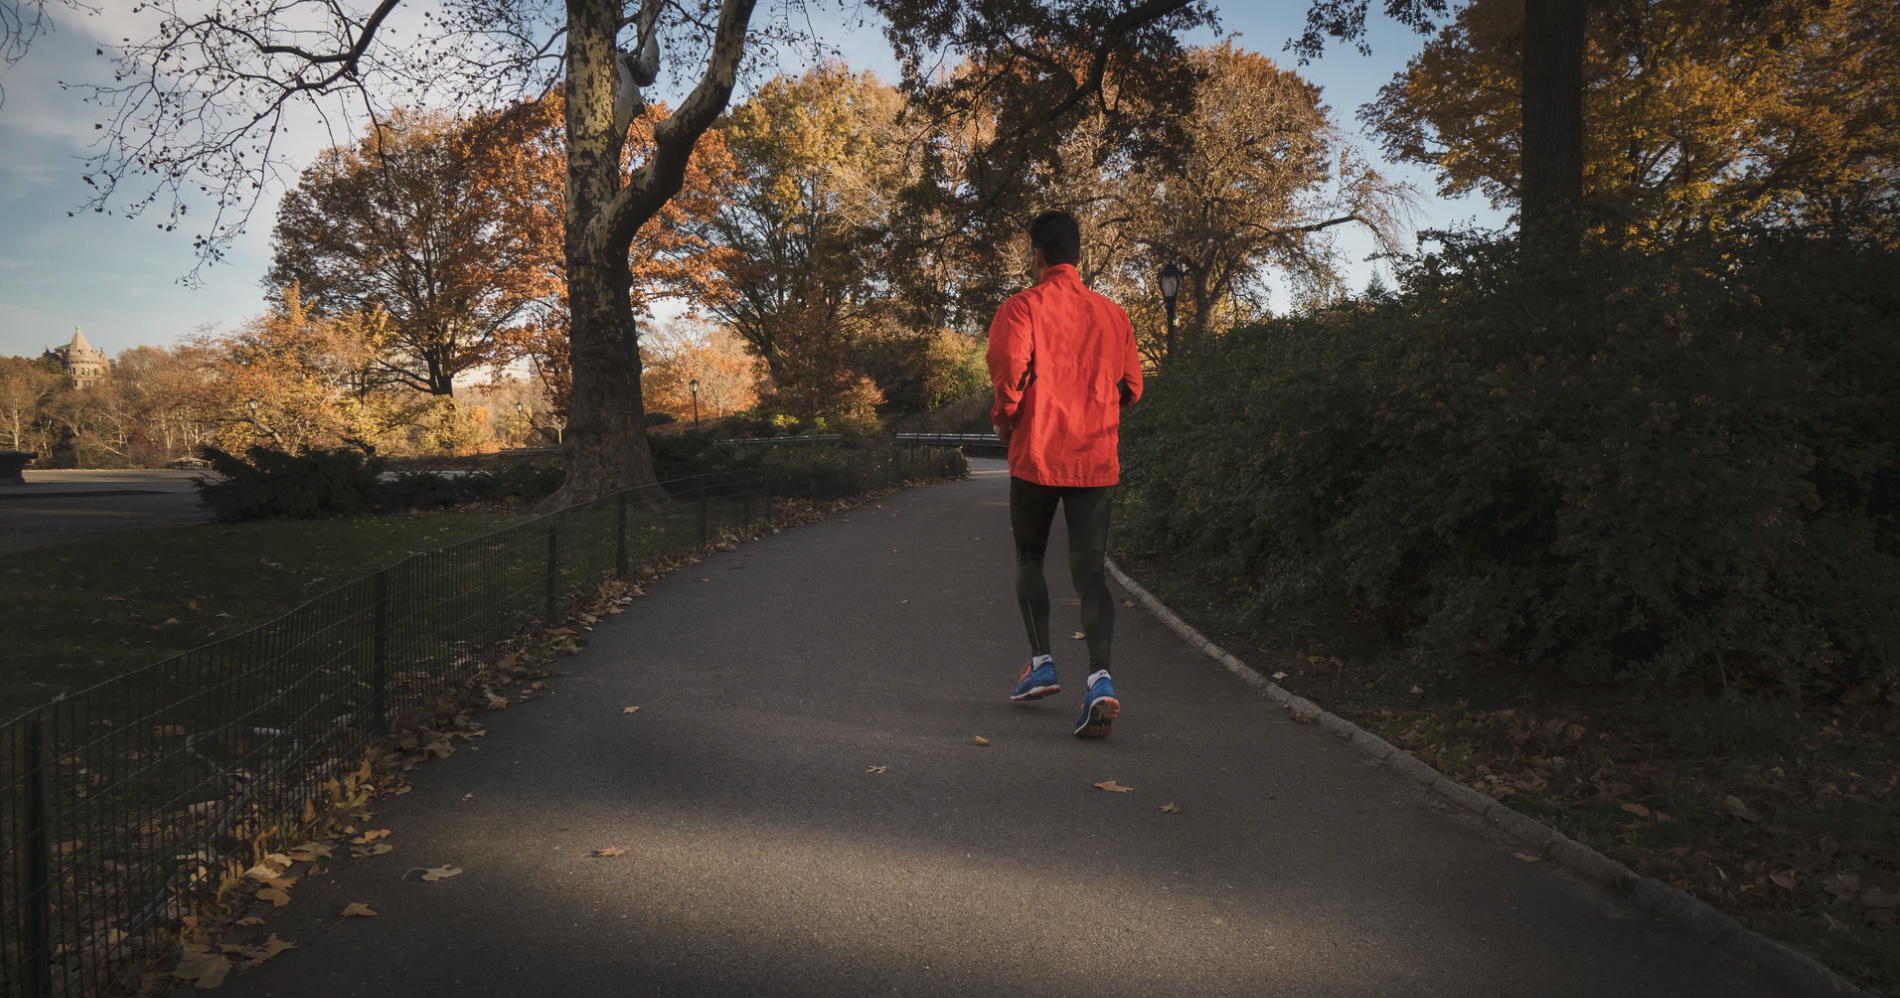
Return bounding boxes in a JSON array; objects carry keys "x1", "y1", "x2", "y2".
[{"x1": 0, "y1": 447, "x2": 964, "y2": 997}]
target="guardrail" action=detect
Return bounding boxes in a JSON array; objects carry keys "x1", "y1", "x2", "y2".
[
  {"x1": 0, "y1": 446, "x2": 965, "y2": 997},
  {"x1": 895, "y1": 432, "x2": 1006, "y2": 449},
  {"x1": 712, "y1": 434, "x2": 843, "y2": 447}
]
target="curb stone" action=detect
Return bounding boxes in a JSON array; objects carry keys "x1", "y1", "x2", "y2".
[{"x1": 1104, "y1": 557, "x2": 1873, "y2": 998}]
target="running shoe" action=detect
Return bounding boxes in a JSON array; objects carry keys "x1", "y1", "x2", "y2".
[
  {"x1": 1009, "y1": 659, "x2": 1060, "y2": 701},
  {"x1": 1074, "y1": 674, "x2": 1120, "y2": 737}
]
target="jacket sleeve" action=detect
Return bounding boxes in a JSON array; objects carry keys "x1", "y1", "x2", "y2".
[
  {"x1": 987, "y1": 295, "x2": 1034, "y2": 428},
  {"x1": 1116, "y1": 306, "x2": 1144, "y2": 408}
]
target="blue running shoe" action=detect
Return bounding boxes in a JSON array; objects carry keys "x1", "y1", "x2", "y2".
[
  {"x1": 1010, "y1": 659, "x2": 1060, "y2": 701},
  {"x1": 1074, "y1": 674, "x2": 1120, "y2": 737}
]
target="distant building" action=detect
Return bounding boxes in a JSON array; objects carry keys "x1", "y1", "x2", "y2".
[{"x1": 41, "y1": 327, "x2": 109, "y2": 388}]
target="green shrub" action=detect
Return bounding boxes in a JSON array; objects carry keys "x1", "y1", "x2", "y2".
[
  {"x1": 195, "y1": 446, "x2": 385, "y2": 521},
  {"x1": 1120, "y1": 231, "x2": 1900, "y2": 693}
]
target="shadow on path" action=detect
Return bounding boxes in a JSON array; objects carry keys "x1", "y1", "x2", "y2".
[{"x1": 217, "y1": 463, "x2": 1790, "y2": 997}]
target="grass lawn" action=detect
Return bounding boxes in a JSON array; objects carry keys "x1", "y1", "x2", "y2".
[
  {"x1": 1116, "y1": 548, "x2": 1900, "y2": 993},
  {"x1": 1, "y1": 509, "x2": 534, "y2": 715}
]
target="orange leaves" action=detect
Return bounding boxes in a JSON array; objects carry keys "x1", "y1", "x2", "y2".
[
  {"x1": 592, "y1": 847, "x2": 623, "y2": 858},
  {"x1": 972, "y1": 735, "x2": 990, "y2": 746}
]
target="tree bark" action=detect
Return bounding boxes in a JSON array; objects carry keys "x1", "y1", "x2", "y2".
[
  {"x1": 543, "y1": 0, "x2": 755, "y2": 509},
  {"x1": 1520, "y1": 0, "x2": 1587, "y2": 250}
]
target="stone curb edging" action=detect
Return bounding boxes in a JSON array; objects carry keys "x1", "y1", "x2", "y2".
[{"x1": 1104, "y1": 557, "x2": 1872, "y2": 998}]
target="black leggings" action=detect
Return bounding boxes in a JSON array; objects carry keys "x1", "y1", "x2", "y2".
[{"x1": 1010, "y1": 476, "x2": 1115, "y2": 671}]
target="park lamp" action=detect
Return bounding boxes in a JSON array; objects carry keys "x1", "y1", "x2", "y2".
[
  {"x1": 1157, "y1": 262, "x2": 1183, "y2": 305},
  {"x1": 688, "y1": 378, "x2": 700, "y2": 431}
]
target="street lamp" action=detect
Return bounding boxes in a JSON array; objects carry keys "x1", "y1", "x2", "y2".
[
  {"x1": 1158, "y1": 263, "x2": 1183, "y2": 359},
  {"x1": 688, "y1": 378, "x2": 700, "y2": 431}
]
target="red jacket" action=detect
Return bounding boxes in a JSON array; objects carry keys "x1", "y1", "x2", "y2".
[{"x1": 986, "y1": 264, "x2": 1144, "y2": 487}]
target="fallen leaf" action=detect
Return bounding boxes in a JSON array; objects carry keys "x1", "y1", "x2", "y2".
[
  {"x1": 1292, "y1": 712, "x2": 1316, "y2": 724},
  {"x1": 973, "y1": 735, "x2": 990, "y2": 746},
  {"x1": 1565, "y1": 724, "x2": 1586, "y2": 741},
  {"x1": 1271, "y1": 671, "x2": 1289, "y2": 680},
  {"x1": 350, "y1": 843, "x2": 393, "y2": 859},
  {"x1": 461, "y1": 793, "x2": 475, "y2": 801},
  {"x1": 234, "y1": 917, "x2": 264, "y2": 927},
  {"x1": 339, "y1": 902, "x2": 378, "y2": 919},
  {"x1": 232, "y1": 935, "x2": 295, "y2": 965},
  {"x1": 1093, "y1": 780, "x2": 1134, "y2": 793},
  {"x1": 173, "y1": 951, "x2": 230, "y2": 988},
  {"x1": 1514, "y1": 852, "x2": 1544, "y2": 863},
  {"x1": 484, "y1": 690, "x2": 509, "y2": 711},
  {"x1": 1409, "y1": 685, "x2": 1424, "y2": 694},
  {"x1": 255, "y1": 888, "x2": 290, "y2": 907},
  {"x1": 1122, "y1": 600, "x2": 1134, "y2": 607},
  {"x1": 349, "y1": 829, "x2": 390, "y2": 844},
  {"x1": 241, "y1": 862, "x2": 287, "y2": 882},
  {"x1": 865, "y1": 765, "x2": 888, "y2": 774},
  {"x1": 1620, "y1": 802, "x2": 1652, "y2": 819},
  {"x1": 1823, "y1": 912, "x2": 1848, "y2": 932},
  {"x1": 1720, "y1": 795, "x2": 1762, "y2": 822},
  {"x1": 1071, "y1": 631, "x2": 1086, "y2": 640},
  {"x1": 408, "y1": 865, "x2": 462, "y2": 882},
  {"x1": 593, "y1": 847, "x2": 622, "y2": 858},
  {"x1": 622, "y1": 706, "x2": 640, "y2": 714},
  {"x1": 1769, "y1": 871, "x2": 1797, "y2": 890},
  {"x1": 285, "y1": 841, "x2": 333, "y2": 862},
  {"x1": 1160, "y1": 802, "x2": 1181, "y2": 814}
]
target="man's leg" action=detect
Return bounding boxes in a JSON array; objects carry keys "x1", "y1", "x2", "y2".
[
  {"x1": 1009, "y1": 476, "x2": 1063, "y2": 659},
  {"x1": 1063, "y1": 486, "x2": 1115, "y2": 672}
]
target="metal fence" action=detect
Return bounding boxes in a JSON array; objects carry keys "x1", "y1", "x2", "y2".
[{"x1": 0, "y1": 447, "x2": 964, "y2": 997}]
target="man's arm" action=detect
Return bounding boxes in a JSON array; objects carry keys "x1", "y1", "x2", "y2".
[
  {"x1": 987, "y1": 296, "x2": 1034, "y2": 439},
  {"x1": 1117, "y1": 307, "x2": 1144, "y2": 408}
]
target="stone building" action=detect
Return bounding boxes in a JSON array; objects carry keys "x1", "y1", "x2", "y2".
[{"x1": 42, "y1": 327, "x2": 109, "y2": 388}]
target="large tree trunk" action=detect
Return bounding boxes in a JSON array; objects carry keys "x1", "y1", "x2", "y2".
[
  {"x1": 1520, "y1": 0, "x2": 1587, "y2": 249},
  {"x1": 543, "y1": 0, "x2": 660, "y2": 509}
]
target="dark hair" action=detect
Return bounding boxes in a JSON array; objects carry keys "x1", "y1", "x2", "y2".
[{"x1": 1029, "y1": 211, "x2": 1081, "y2": 267}]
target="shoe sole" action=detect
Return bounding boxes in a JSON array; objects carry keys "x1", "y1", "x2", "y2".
[
  {"x1": 1075, "y1": 695, "x2": 1120, "y2": 737},
  {"x1": 1010, "y1": 684, "x2": 1061, "y2": 701}
]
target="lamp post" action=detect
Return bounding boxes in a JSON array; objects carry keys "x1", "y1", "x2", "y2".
[
  {"x1": 514, "y1": 401, "x2": 527, "y2": 446},
  {"x1": 689, "y1": 378, "x2": 700, "y2": 431},
  {"x1": 1158, "y1": 263, "x2": 1183, "y2": 360}
]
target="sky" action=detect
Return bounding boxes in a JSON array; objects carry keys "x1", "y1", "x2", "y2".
[{"x1": 0, "y1": 1, "x2": 1503, "y2": 362}]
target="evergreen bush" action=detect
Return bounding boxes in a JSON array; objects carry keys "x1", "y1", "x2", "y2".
[{"x1": 1119, "y1": 231, "x2": 1899, "y2": 693}]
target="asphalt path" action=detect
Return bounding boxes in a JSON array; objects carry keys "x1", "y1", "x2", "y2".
[
  {"x1": 0, "y1": 470, "x2": 207, "y2": 554},
  {"x1": 215, "y1": 461, "x2": 1792, "y2": 997}
]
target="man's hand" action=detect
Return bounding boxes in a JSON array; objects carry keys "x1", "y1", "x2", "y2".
[{"x1": 992, "y1": 423, "x2": 1011, "y2": 443}]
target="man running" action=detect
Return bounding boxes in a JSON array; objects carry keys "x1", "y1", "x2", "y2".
[{"x1": 987, "y1": 210, "x2": 1144, "y2": 738}]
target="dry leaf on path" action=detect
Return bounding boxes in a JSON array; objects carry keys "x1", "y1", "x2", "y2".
[
  {"x1": 234, "y1": 917, "x2": 264, "y2": 927},
  {"x1": 350, "y1": 829, "x2": 390, "y2": 844},
  {"x1": 403, "y1": 865, "x2": 463, "y2": 882},
  {"x1": 1720, "y1": 795, "x2": 1762, "y2": 822},
  {"x1": 1093, "y1": 780, "x2": 1134, "y2": 793},
  {"x1": 593, "y1": 847, "x2": 623, "y2": 858},
  {"x1": 350, "y1": 843, "x2": 393, "y2": 859},
  {"x1": 228, "y1": 935, "x2": 295, "y2": 966},
  {"x1": 622, "y1": 706, "x2": 640, "y2": 714},
  {"x1": 1514, "y1": 852, "x2": 1543, "y2": 863},
  {"x1": 1071, "y1": 631, "x2": 1086, "y2": 640},
  {"x1": 1620, "y1": 802, "x2": 1652, "y2": 819},
  {"x1": 1160, "y1": 803, "x2": 1181, "y2": 814},
  {"x1": 1823, "y1": 912, "x2": 1848, "y2": 932},
  {"x1": 286, "y1": 842, "x2": 332, "y2": 862},
  {"x1": 173, "y1": 951, "x2": 230, "y2": 989},
  {"x1": 1122, "y1": 600, "x2": 1134, "y2": 607},
  {"x1": 1409, "y1": 686, "x2": 1424, "y2": 694},
  {"x1": 1769, "y1": 871, "x2": 1797, "y2": 890},
  {"x1": 973, "y1": 736, "x2": 990, "y2": 746},
  {"x1": 255, "y1": 888, "x2": 290, "y2": 907},
  {"x1": 1271, "y1": 671, "x2": 1289, "y2": 680},
  {"x1": 865, "y1": 765, "x2": 888, "y2": 774},
  {"x1": 340, "y1": 903, "x2": 377, "y2": 918}
]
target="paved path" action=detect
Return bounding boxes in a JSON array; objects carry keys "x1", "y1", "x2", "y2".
[
  {"x1": 218, "y1": 462, "x2": 1791, "y2": 997},
  {"x1": 0, "y1": 470, "x2": 206, "y2": 554}
]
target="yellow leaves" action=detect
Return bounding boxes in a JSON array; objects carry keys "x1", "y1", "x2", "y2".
[
  {"x1": 340, "y1": 903, "x2": 377, "y2": 918},
  {"x1": 622, "y1": 705, "x2": 641, "y2": 714},
  {"x1": 255, "y1": 888, "x2": 291, "y2": 907},
  {"x1": 972, "y1": 735, "x2": 990, "y2": 746},
  {"x1": 349, "y1": 829, "x2": 390, "y2": 845},
  {"x1": 1160, "y1": 802, "x2": 1182, "y2": 814},
  {"x1": 405, "y1": 865, "x2": 462, "y2": 882},
  {"x1": 865, "y1": 765, "x2": 888, "y2": 774},
  {"x1": 1093, "y1": 780, "x2": 1134, "y2": 793},
  {"x1": 593, "y1": 847, "x2": 623, "y2": 858}
]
